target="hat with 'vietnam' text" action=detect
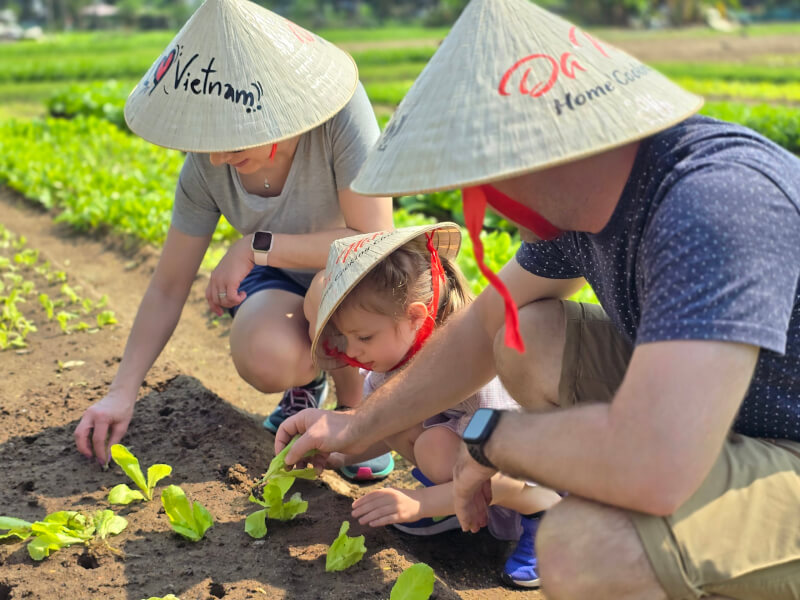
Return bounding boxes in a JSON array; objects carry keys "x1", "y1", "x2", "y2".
[{"x1": 124, "y1": 0, "x2": 358, "y2": 153}]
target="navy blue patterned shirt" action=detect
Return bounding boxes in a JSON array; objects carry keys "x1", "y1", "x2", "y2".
[{"x1": 516, "y1": 115, "x2": 800, "y2": 441}]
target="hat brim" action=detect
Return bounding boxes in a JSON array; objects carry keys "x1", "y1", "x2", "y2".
[{"x1": 312, "y1": 223, "x2": 462, "y2": 370}]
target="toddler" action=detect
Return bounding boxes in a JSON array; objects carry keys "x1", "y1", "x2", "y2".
[{"x1": 309, "y1": 223, "x2": 560, "y2": 589}]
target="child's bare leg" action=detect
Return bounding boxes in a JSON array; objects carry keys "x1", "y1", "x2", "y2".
[
  {"x1": 489, "y1": 475, "x2": 560, "y2": 515},
  {"x1": 382, "y1": 423, "x2": 425, "y2": 464},
  {"x1": 330, "y1": 367, "x2": 364, "y2": 408},
  {"x1": 412, "y1": 426, "x2": 462, "y2": 484},
  {"x1": 330, "y1": 423, "x2": 424, "y2": 470}
]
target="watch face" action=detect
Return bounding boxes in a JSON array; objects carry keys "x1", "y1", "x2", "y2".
[
  {"x1": 253, "y1": 230, "x2": 273, "y2": 252},
  {"x1": 462, "y1": 408, "x2": 496, "y2": 443}
]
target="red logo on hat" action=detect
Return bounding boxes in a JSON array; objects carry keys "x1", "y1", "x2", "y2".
[
  {"x1": 286, "y1": 20, "x2": 315, "y2": 43},
  {"x1": 498, "y1": 27, "x2": 608, "y2": 98},
  {"x1": 152, "y1": 48, "x2": 176, "y2": 91}
]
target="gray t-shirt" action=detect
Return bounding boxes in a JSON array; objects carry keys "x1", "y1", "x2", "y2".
[{"x1": 171, "y1": 82, "x2": 379, "y2": 287}]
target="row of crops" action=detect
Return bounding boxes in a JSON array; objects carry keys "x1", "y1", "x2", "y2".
[{"x1": 1, "y1": 29, "x2": 799, "y2": 297}]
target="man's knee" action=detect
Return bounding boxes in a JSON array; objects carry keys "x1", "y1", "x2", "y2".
[
  {"x1": 537, "y1": 496, "x2": 665, "y2": 600},
  {"x1": 493, "y1": 298, "x2": 566, "y2": 409}
]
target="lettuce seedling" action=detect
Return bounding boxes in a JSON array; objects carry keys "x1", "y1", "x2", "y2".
[
  {"x1": 1, "y1": 510, "x2": 127, "y2": 561},
  {"x1": 0, "y1": 516, "x2": 33, "y2": 541},
  {"x1": 97, "y1": 310, "x2": 117, "y2": 327},
  {"x1": 108, "y1": 444, "x2": 172, "y2": 504},
  {"x1": 245, "y1": 477, "x2": 309, "y2": 539},
  {"x1": 245, "y1": 436, "x2": 316, "y2": 539},
  {"x1": 161, "y1": 485, "x2": 213, "y2": 542},
  {"x1": 142, "y1": 596, "x2": 181, "y2": 600},
  {"x1": 390, "y1": 563, "x2": 435, "y2": 600},
  {"x1": 325, "y1": 521, "x2": 366, "y2": 572},
  {"x1": 258, "y1": 435, "x2": 317, "y2": 484}
]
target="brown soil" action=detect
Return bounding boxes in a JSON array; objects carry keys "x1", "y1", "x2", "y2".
[{"x1": 0, "y1": 188, "x2": 539, "y2": 600}]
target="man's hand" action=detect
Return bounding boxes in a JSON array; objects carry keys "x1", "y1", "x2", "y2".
[
  {"x1": 74, "y1": 392, "x2": 136, "y2": 466},
  {"x1": 205, "y1": 235, "x2": 253, "y2": 316},
  {"x1": 452, "y1": 444, "x2": 497, "y2": 533},
  {"x1": 276, "y1": 408, "x2": 364, "y2": 468}
]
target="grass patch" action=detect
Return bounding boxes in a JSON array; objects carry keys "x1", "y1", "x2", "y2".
[
  {"x1": 653, "y1": 61, "x2": 800, "y2": 84},
  {"x1": 675, "y1": 78, "x2": 800, "y2": 104}
]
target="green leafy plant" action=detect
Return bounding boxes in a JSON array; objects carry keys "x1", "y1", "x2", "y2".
[
  {"x1": 390, "y1": 563, "x2": 435, "y2": 600},
  {"x1": 60, "y1": 283, "x2": 79, "y2": 304},
  {"x1": 38, "y1": 293, "x2": 54, "y2": 319},
  {"x1": 245, "y1": 436, "x2": 316, "y2": 539},
  {"x1": 142, "y1": 596, "x2": 181, "y2": 600},
  {"x1": 0, "y1": 510, "x2": 127, "y2": 560},
  {"x1": 325, "y1": 521, "x2": 366, "y2": 572},
  {"x1": 97, "y1": 309, "x2": 117, "y2": 327},
  {"x1": 161, "y1": 485, "x2": 213, "y2": 542},
  {"x1": 107, "y1": 444, "x2": 171, "y2": 504}
]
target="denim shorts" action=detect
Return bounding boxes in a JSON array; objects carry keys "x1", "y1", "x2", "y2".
[{"x1": 228, "y1": 265, "x2": 308, "y2": 318}]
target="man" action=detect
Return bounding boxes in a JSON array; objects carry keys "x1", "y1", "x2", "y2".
[{"x1": 277, "y1": 0, "x2": 800, "y2": 597}]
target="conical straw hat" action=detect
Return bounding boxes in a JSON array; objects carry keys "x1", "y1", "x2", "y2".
[
  {"x1": 351, "y1": 0, "x2": 703, "y2": 196},
  {"x1": 313, "y1": 223, "x2": 461, "y2": 370},
  {"x1": 124, "y1": 0, "x2": 358, "y2": 152}
]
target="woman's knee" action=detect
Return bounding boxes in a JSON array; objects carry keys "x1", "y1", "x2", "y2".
[
  {"x1": 493, "y1": 298, "x2": 566, "y2": 409},
  {"x1": 230, "y1": 322, "x2": 314, "y2": 392}
]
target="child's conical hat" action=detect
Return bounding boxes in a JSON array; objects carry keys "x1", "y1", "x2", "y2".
[
  {"x1": 313, "y1": 223, "x2": 462, "y2": 370},
  {"x1": 351, "y1": 0, "x2": 703, "y2": 196},
  {"x1": 124, "y1": 0, "x2": 358, "y2": 152}
]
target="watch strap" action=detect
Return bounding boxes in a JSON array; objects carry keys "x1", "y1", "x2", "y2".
[
  {"x1": 253, "y1": 248, "x2": 270, "y2": 266},
  {"x1": 466, "y1": 439, "x2": 497, "y2": 469}
]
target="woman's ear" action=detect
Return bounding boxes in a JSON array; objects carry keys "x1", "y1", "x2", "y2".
[{"x1": 406, "y1": 301, "x2": 429, "y2": 331}]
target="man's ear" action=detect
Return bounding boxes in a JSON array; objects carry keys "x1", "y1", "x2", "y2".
[{"x1": 406, "y1": 301, "x2": 429, "y2": 330}]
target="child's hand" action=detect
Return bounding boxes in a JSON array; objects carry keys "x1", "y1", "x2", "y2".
[{"x1": 351, "y1": 488, "x2": 423, "y2": 528}]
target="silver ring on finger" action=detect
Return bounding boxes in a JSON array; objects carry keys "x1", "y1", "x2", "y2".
[{"x1": 218, "y1": 291, "x2": 227, "y2": 298}]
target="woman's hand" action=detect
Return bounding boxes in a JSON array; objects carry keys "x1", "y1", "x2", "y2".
[
  {"x1": 351, "y1": 488, "x2": 424, "y2": 528},
  {"x1": 205, "y1": 235, "x2": 254, "y2": 315},
  {"x1": 74, "y1": 390, "x2": 137, "y2": 466}
]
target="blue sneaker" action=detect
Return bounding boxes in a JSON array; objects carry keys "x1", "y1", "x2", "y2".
[
  {"x1": 391, "y1": 467, "x2": 461, "y2": 536},
  {"x1": 501, "y1": 515, "x2": 541, "y2": 589},
  {"x1": 392, "y1": 514, "x2": 461, "y2": 536},
  {"x1": 339, "y1": 452, "x2": 395, "y2": 481},
  {"x1": 263, "y1": 377, "x2": 328, "y2": 433}
]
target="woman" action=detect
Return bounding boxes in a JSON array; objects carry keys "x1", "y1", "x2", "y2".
[{"x1": 73, "y1": 0, "x2": 393, "y2": 478}]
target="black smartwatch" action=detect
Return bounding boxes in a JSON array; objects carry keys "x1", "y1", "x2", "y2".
[
  {"x1": 251, "y1": 230, "x2": 273, "y2": 266},
  {"x1": 462, "y1": 408, "x2": 502, "y2": 469}
]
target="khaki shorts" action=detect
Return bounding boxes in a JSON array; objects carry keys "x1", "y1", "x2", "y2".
[{"x1": 559, "y1": 300, "x2": 800, "y2": 600}]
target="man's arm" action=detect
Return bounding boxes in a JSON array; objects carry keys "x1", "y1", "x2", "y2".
[
  {"x1": 475, "y1": 338, "x2": 758, "y2": 515},
  {"x1": 279, "y1": 260, "x2": 585, "y2": 465}
]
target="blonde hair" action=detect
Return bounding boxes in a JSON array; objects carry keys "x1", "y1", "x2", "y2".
[{"x1": 336, "y1": 236, "x2": 471, "y2": 325}]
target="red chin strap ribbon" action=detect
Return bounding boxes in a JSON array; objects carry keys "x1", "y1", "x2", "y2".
[
  {"x1": 323, "y1": 232, "x2": 446, "y2": 371},
  {"x1": 461, "y1": 184, "x2": 562, "y2": 354}
]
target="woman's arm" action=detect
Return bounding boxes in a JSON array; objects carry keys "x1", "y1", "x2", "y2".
[
  {"x1": 264, "y1": 188, "x2": 393, "y2": 271},
  {"x1": 74, "y1": 227, "x2": 211, "y2": 464}
]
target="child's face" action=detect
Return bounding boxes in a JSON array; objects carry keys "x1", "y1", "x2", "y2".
[{"x1": 333, "y1": 304, "x2": 419, "y2": 372}]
